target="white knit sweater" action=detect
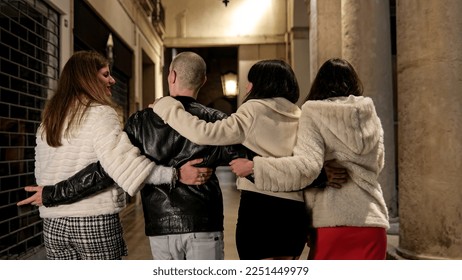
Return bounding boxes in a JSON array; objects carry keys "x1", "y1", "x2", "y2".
[
  {"x1": 253, "y1": 95, "x2": 389, "y2": 229},
  {"x1": 36, "y1": 105, "x2": 172, "y2": 218},
  {"x1": 153, "y1": 96, "x2": 304, "y2": 202}
]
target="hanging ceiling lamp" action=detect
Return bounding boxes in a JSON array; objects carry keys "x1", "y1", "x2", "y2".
[{"x1": 222, "y1": 0, "x2": 229, "y2": 7}]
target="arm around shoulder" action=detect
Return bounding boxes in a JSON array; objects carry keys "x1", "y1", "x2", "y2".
[{"x1": 153, "y1": 96, "x2": 250, "y2": 145}]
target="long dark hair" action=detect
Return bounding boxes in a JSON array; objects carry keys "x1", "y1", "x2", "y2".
[
  {"x1": 306, "y1": 58, "x2": 363, "y2": 101},
  {"x1": 244, "y1": 59, "x2": 299, "y2": 104}
]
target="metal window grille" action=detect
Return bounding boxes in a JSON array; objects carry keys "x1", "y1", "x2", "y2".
[{"x1": 0, "y1": 0, "x2": 59, "y2": 259}]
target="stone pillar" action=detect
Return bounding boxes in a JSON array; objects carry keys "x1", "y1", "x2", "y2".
[
  {"x1": 290, "y1": 0, "x2": 310, "y2": 104},
  {"x1": 341, "y1": 0, "x2": 398, "y2": 219},
  {"x1": 309, "y1": 0, "x2": 342, "y2": 82},
  {"x1": 397, "y1": 0, "x2": 462, "y2": 259}
]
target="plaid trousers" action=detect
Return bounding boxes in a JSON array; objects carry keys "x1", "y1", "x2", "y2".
[{"x1": 43, "y1": 214, "x2": 128, "y2": 260}]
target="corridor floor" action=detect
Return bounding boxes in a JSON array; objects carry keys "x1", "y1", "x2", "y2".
[{"x1": 120, "y1": 166, "x2": 310, "y2": 260}]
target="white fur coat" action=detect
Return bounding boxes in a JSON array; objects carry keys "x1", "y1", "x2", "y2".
[
  {"x1": 253, "y1": 95, "x2": 389, "y2": 228},
  {"x1": 36, "y1": 105, "x2": 171, "y2": 218}
]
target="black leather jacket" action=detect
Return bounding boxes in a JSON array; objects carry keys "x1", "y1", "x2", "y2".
[{"x1": 42, "y1": 96, "x2": 245, "y2": 236}]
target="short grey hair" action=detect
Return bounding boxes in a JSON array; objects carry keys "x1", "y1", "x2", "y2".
[{"x1": 170, "y1": 52, "x2": 206, "y2": 91}]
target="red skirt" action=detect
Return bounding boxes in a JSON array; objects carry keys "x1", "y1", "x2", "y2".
[{"x1": 309, "y1": 226, "x2": 387, "y2": 260}]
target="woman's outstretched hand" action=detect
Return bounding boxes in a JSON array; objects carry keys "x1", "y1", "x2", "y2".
[{"x1": 17, "y1": 186, "x2": 44, "y2": 207}]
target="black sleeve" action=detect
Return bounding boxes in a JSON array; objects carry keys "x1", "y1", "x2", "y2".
[
  {"x1": 41, "y1": 162, "x2": 115, "y2": 207},
  {"x1": 197, "y1": 144, "x2": 248, "y2": 168}
]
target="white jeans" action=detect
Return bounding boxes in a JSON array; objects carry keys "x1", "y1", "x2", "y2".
[{"x1": 149, "y1": 231, "x2": 224, "y2": 260}]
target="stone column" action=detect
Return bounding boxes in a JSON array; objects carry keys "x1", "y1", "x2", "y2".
[
  {"x1": 290, "y1": 0, "x2": 310, "y2": 104},
  {"x1": 341, "y1": 0, "x2": 398, "y2": 219},
  {"x1": 397, "y1": 0, "x2": 462, "y2": 259},
  {"x1": 309, "y1": 0, "x2": 342, "y2": 82}
]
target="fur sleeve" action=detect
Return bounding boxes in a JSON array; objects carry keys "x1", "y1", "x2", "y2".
[
  {"x1": 152, "y1": 96, "x2": 252, "y2": 145},
  {"x1": 253, "y1": 108, "x2": 325, "y2": 192},
  {"x1": 90, "y1": 106, "x2": 154, "y2": 196}
]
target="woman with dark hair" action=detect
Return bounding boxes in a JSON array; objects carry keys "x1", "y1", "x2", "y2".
[
  {"x1": 151, "y1": 59, "x2": 308, "y2": 260},
  {"x1": 307, "y1": 58, "x2": 364, "y2": 100},
  {"x1": 232, "y1": 58, "x2": 390, "y2": 259}
]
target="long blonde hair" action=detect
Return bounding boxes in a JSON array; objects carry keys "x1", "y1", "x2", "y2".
[{"x1": 41, "y1": 51, "x2": 116, "y2": 147}]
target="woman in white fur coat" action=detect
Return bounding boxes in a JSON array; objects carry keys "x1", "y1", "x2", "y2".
[{"x1": 231, "y1": 58, "x2": 389, "y2": 260}]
